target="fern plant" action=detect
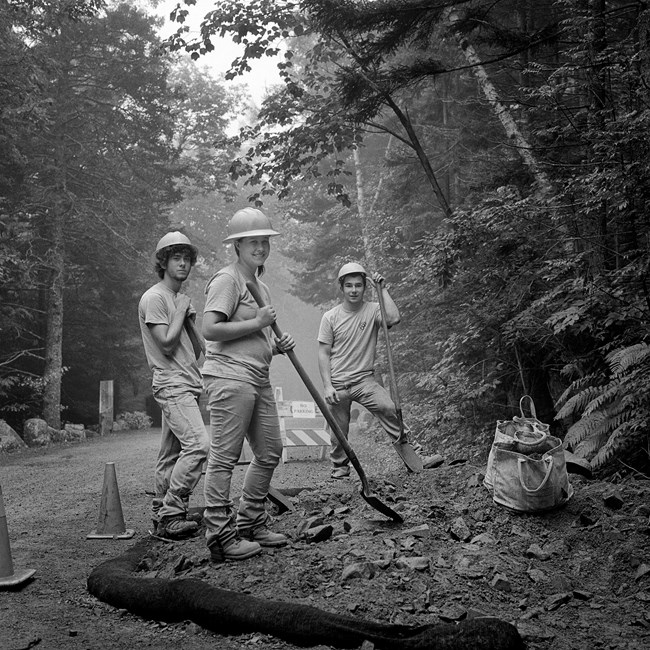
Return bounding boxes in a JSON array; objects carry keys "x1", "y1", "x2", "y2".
[{"x1": 556, "y1": 343, "x2": 650, "y2": 470}]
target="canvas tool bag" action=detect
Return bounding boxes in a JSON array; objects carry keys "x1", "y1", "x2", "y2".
[
  {"x1": 483, "y1": 395, "x2": 549, "y2": 491},
  {"x1": 484, "y1": 396, "x2": 573, "y2": 512}
]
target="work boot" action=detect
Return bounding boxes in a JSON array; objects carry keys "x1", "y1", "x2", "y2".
[
  {"x1": 331, "y1": 465, "x2": 351, "y2": 479},
  {"x1": 422, "y1": 454, "x2": 444, "y2": 469},
  {"x1": 186, "y1": 511, "x2": 203, "y2": 524},
  {"x1": 209, "y1": 536, "x2": 262, "y2": 562},
  {"x1": 240, "y1": 525, "x2": 288, "y2": 547},
  {"x1": 157, "y1": 515, "x2": 199, "y2": 540},
  {"x1": 411, "y1": 442, "x2": 444, "y2": 469}
]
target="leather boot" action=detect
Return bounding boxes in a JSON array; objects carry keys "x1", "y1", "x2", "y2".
[{"x1": 209, "y1": 536, "x2": 261, "y2": 562}]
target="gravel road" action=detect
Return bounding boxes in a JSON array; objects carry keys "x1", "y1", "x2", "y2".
[{"x1": 1, "y1": 428, "x2": 332, "y2": 649}]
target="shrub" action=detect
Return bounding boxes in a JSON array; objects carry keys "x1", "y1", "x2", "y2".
[{"x1": 115, "y1": 411, "x2": 152, "y2": 430}]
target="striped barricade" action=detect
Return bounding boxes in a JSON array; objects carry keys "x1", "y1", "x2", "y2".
[{"x1": 280, "y1": 415, "x2": 330, "y2": 463}]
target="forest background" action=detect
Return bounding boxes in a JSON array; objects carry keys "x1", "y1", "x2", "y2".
[{"x1": 1, "y1": 0, "x2": 649, "y2": 475}]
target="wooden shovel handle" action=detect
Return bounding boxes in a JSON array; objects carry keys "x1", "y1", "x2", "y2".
[
  {"x1": 375, "y1": 284, "x2": 400, "y2": 410},
  {"x1": 245, "y1": 281, "x2": 365, "y2": 473}
]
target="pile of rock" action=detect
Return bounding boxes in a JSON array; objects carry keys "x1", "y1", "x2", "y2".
[{"x1": 0, "y1": 418, "x2": 96, "y2": 453}]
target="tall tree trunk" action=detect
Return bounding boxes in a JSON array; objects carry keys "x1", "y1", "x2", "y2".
[
  {"x1": 338, "y1": 33, "x2": 453, "y2": 220},
  {"x1": 42, "y1": 140, "x2": 66, "y2": 429},
  {"x1": 353, "y1": 146, "x2": 376, "y2": 270},
  {"x1": 43, "y1": 204, "x2": 64, "y2": 429},
  {"x1": 586, "y1": 0, "x2": 608, "y2": 273},
  {"x1": 446, "y1": 7, "x2": 574, "y2": 252},
  {"x1": 368, "y1": 135, "x2": 393, "y2": 217},
  {"x1": 447, "y1": 9, "x2": 553, "y2": 197}
]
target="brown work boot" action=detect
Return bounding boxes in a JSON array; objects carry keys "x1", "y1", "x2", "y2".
[
  {"x1": 240, "y1": 526, "x2": 288, "y2": 547},
  {"x1": 422, "y1": 454, "x2": 444, "y2": 469},
  {"x1": 209, "y1": 537, "x2": 262, "y2": 562},
  {"x1": 157, "y1": 515, "x2": 199, "y2": 540},
  {"x1": 411, "y1": 442, "x2": 444, "y2": 469},
  {"x1": 331, "y1": 465, "x2": 351, "y2": 479},
  {"x1": 185, "y1": 510, "x2": 203, "y2": 524}
]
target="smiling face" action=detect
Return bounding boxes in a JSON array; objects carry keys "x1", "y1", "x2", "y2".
[
  {"x1": 236, "y1": 236, "x2": 271, "y2": 271},
  {"x1": 340, "y1": 273, "x2": 366, "y2": 308}
]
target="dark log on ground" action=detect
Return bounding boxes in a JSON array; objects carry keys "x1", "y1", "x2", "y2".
[{"x1": 87, "y1": 539, "x2": 525, "y2": 650}]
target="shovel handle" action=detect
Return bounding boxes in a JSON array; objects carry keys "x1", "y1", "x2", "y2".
[
  {"x1": 375, "y1": 283, "x2": 399, "y2": 409},
  {"x1": 245, "y1": 281, "x2": 366, "y2": 477},
  {"x1": 375, "y1": 284, "x2": 404, "y2": 417},
  {"x1": 184, "y1": 317, "x2": 206, "y2": 360}
]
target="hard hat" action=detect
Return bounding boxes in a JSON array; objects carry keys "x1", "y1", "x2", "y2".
[
  {"x1": 337, "y1": 262, "x2": 367, "y2": 281},
  {"x1": 155, "y1": 231, "x2": 198, "y2": 255},
  {"x1": 223, "y1": 208, "x2": 280, "y2": 243}
]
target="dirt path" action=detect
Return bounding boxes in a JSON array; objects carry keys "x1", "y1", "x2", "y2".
[
  {"x1": 1, "y1": 427, "x2": 649, "y2": 650},
  {"x1": 0, "y1": 428, "x2": 330, "y2": 650}
]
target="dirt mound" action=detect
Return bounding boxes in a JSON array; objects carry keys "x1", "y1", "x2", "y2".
[{"x1": 121, "y1": 447, "x2": 650, "y2": 650}]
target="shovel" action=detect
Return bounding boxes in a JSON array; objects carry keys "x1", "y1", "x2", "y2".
[
  {"x1": 375, "y1": 282, "x2": 424, "y2": 473},
  {"x1": 246, "y1": 281, "x2": 403, "y2": 523}
]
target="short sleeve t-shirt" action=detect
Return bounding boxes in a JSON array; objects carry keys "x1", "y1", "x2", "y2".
[
  {"x1": 138, "y1": 282, "x2": 202, "y2": 394},
  {"x1": 318, "y1": 301, "x2": 382, "y2": 387},
  {"x1": 201, "y1": 264, "x2": 274, "y2": 387}
]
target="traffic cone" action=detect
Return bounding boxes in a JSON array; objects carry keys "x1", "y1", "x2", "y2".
[
  {"x1": 0, "y1": 483, "x2": 36, "y2": 588},
  {"x1": 87, "y1": 462, "x2": 135, "y2": 540}
]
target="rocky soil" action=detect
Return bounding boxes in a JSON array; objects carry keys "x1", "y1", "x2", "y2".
[{"x1": 1, "y1": 426, "x2": 649, "y2": 650}]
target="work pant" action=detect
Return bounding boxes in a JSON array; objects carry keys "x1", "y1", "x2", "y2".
[
  {"x1": 327, "y1": 377, "x2": 401, "y2": 468},
  {"x1": 203, "y1": 376, "x2": 283, "y2": 547},
  {"x1": 152, "y1": 386, "x2": 209, "y2": 521}
]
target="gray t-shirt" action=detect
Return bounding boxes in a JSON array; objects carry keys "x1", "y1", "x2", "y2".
[
  {"x1": 202, "y1": 264, "x2": 274, "y2": 387},
  {"x1": 318, "y1": 301, "x2": 382, "y2": 387},
  {"x1": 138, "y1": 282, "x2": 202, "y2": 394}
]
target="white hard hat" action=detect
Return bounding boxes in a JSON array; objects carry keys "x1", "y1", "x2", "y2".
[
  {"x1": 223, "y1": 208, "x2": 280, "y2": 243},
  {"x1": 337, "y1": 262, "x2": 367, "y2": 281},
  {"x1": 155, "y1": 231, "x2": 198, "y2": 255}
]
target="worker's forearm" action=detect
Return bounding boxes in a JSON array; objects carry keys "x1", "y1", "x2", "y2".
[
  {"x1": 203, "y1": 316, "x2": 264, "y2": 342},
  {"x1": 381, "y1": 287, "x2": 400, "y2": 325},
  {"x1": 161, "y1": 309, "x2": 188, "y2": 355}
]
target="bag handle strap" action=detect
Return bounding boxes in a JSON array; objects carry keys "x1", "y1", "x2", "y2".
[
  {"x1": 517, "y1": 457, "x2": 554, "y2": 493},
  {"x1": 519, "y1": 395, "x2": 537, "y2": 419},
  {"x1": 513, "y1": 428, "x2": 547, "y2": 446}
]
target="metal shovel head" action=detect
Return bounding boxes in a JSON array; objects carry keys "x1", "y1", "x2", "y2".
[
  {"x1": 357, "y1": 486, "x2": 403, "y2": 522},
  {"x1": 393, "y1": 440, "x2": 424, "y2": 473},
  {"x1": 267, "y1": 486, "x2": 293, "y2": 514}
]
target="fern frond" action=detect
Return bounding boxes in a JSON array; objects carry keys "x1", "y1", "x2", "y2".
[
  {"x1": 565, "y1": 411, "x2": 607, "y2": 448},
  {"x1": 555, "y1": 373, "x2": 603, "y2": 409},
  {"x1": 590, "y1": 422, "x2": 645, "y2": 469},
  {"x1": 606, "y1": 343, "x2": 650, "y2": 376},
  {"x1": 574, "y1": 430, "x2": 609, "y2": 459},
  {"x1": 556, "y1": 386, "x2": 601, "y2": 420},
  {"x1": 582, "y1": 381, "x2": 622, "y2": 416}
]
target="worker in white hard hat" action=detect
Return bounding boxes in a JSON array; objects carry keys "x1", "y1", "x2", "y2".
[
  {"x1": 318, "y1": 262, "x2": 442, "y2": 478},
  {"x1": 138, "y1": 231, "x2": 209, "y2": 540},
  {"x1": 201, "y1": 207, "x2": 295, "y2": 562}
]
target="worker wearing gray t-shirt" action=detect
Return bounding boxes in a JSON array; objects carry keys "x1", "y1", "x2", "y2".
[
  {"x1": 138, "y1": 232, "x2": 209, "y2": 540},
  {"x1": 318, "y1": 263, "x2": 440, "y2": 478}
]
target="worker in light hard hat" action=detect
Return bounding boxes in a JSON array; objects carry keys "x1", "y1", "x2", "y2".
[
  {"x1": 201, "y1": 208, "x2": 295, "y2": 562},
  {"x1": 138, "y1": 232, "x2": 209, "y2": 540},
  {"x1": 318, "y1": 262, "x2": 442, "y2": 478}
]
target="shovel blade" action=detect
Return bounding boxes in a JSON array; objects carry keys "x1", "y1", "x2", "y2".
[
  {"x1": 393, "y1": 441, "x2": 424, "y2": 473},
  {"x1": 267, "y1": 486, "x2": 293, "y2": 514},
  {"x1": 359, "y1": 488, "x2": 403, "y2": 523}
]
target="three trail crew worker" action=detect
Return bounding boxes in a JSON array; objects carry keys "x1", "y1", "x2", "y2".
[
  {"x1": 318, "y1": 262, "x2": 441, "y2": 478},
  {"x1": 138, "y1": 232, "x2": 209, "y2": 540},
  {"x1": 201, "y1": 207, "x2": 295, "y2": 562}
]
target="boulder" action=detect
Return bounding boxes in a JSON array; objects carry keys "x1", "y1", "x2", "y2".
[
  {"x1": 63, "y1": 423, "x2": 87, "y2": 442},
  {"x1": 23, "y1": 418, "x2": 51, "y2": 447},
  {"x1": 0, "y1": 419, "x2": 27, "y2": 452}
]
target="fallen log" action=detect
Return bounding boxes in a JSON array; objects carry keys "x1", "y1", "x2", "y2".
[{"x1": 87, "y1": 538, "x2": 525, "y2": 650}]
